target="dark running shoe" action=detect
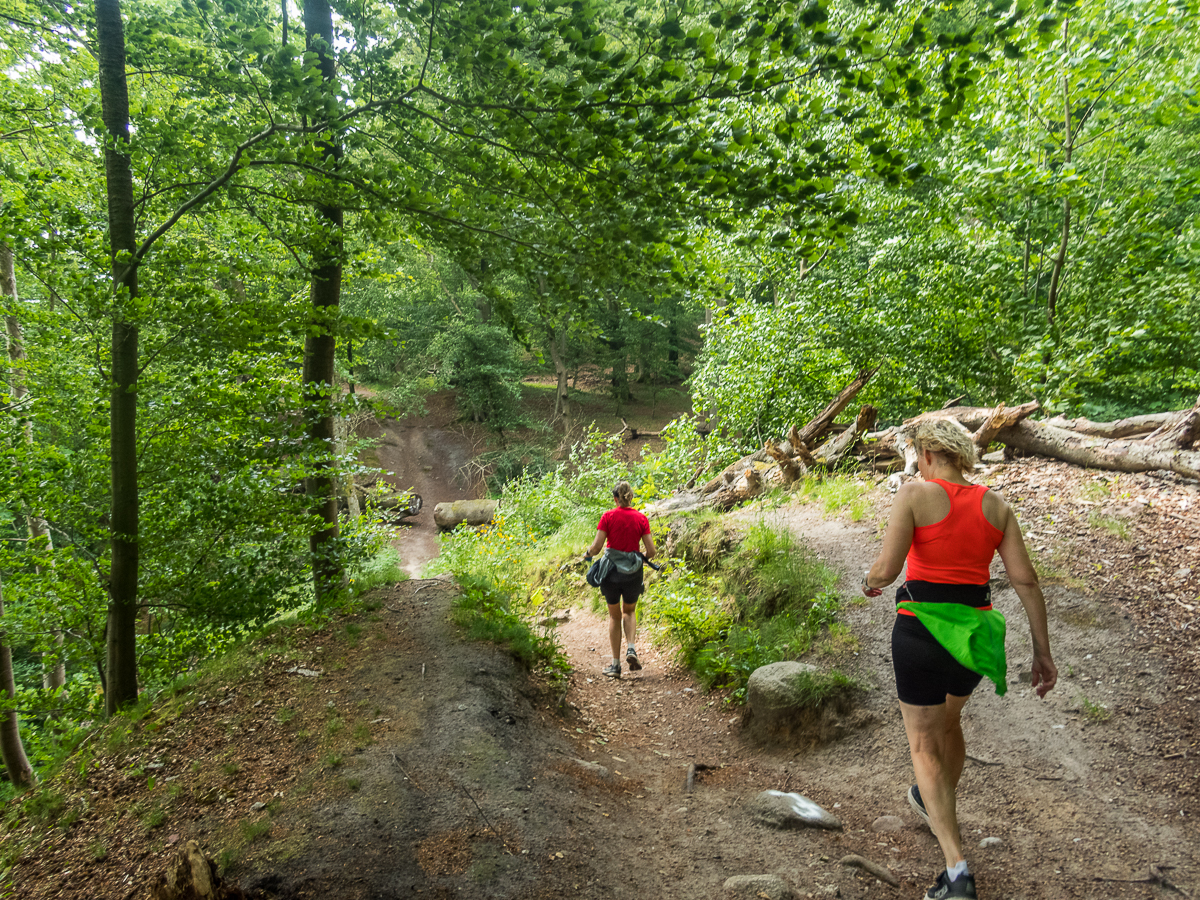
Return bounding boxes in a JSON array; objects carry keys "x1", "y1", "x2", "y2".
[
  {"x1": 602, "y1": 661, "x2": 621, "y2": 679},
  {"x1": 626, "y1": 646, "x2": 642, "y2": 671},
  {"x1": 908, "y1": 783, "x2": 932, "y2": 827},
  {"x1": 924, "y1": 870, "x2": 977, "y2": 900}
]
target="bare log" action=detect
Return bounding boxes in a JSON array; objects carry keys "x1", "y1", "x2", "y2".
[
  {"x1": 433, "y1": 500, "x2": 498, "y2": 531},
  {"x1": 1045, "y1": 411, "x2": 1178, "y2": 440},
  {"x1": 813, "y1": 405, "x2": 878, "y2": 467},
  {"x1": 764, "y1": 441, "x2": 805, "y2": 484},
  {"x1": 792, "y1": 366, "x2": 879, "y2": 448},
  {"x1": 1142, "y1": 393, "x2": 1200, "y2": 449},
  {"x1": 973, "y1": 401, "x2": 1041, "y2": 452},
  {"x1": 994, "y1": 420, "x2": 1200, "y2": 481}
]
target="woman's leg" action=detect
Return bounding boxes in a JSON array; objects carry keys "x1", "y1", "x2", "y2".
[
  {"x1": 621, "y1": 600, "x2": 637, "y2": 648},
  {"x1": 606, "y1": 600, "x2": 623, "y2": 661},
  {"x1": 900, "y1": 693, "x2": 971, "y2": 871}
]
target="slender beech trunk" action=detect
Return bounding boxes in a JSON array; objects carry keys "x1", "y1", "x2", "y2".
[
  {"x1": 0, "y1": 249, "x2": 65, "y2": 693},
  {"x1": 1045, "y1": 19, "x2": 1072, "y2": 330},
  {"x1": 0, "y1": 575, "x2": 36, "y2": 789},
  {"x1": 96, "y1": 0, "x2": 140, "y2": 714},
  {"x1": 302, "y1": 0, "x2": 344, "y2": 606}
]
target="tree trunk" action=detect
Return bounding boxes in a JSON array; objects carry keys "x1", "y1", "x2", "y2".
[
  {"x1": 994, "y1": 420, "x2": 1200, "y2": 481},
  {"x1": 1045, "y1": 411, "x2": 1180, "y2": 439},
  {"x1": 791, "y1": 366, "x2": 879, "y2": 448},
  {"x1": 1141, "y1": 394, "x2": 1200, "y2": 449},
  {"x1": 1, "y1": 254, "x2": 65, "y2": 693},
  {"x1": 1045, "y1": 19, "x2": 1073, "y2": 331},
  {"x1": 96, "y1": 0, "x2": 141, "y2": 715},
  {"x1": 302, "y1": 0, "x2": 345, "y2": 608},
  {"x1": 812, "y1": 404, "x2": 878, "y2": 467},
  {"x1": 973, "y1": 400, "x2": 1041, "y2": 453},
  {"x1": 0, "y1": 575, "x2": 36, "y2": 789}
]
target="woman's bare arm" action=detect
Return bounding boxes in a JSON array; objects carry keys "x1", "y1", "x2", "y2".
[
  {"x1": 995, "y1": 507, "x2": 1057, "y2": 697},
  {"x1": 865, "y1": 484, "x2": 918, "y2": 590},
  {"x1": 641, "y1": 531, "x2": 656, "y2": 560},
  {"x1": 586, "y1": 530, "x2": 607, "y2": 557}
]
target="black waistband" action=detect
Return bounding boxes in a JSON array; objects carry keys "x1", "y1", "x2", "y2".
[{"x1": 896, "y1": 580, "x2": 991, "y2": 608}]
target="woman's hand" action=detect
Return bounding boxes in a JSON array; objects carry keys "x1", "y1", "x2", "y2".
[
  {"x1": 861, "y1": 571, "x2": 883, "y2": 598},
  {"x1": 1031, "y1": 653, "x2": 1057, "y2": 698}
]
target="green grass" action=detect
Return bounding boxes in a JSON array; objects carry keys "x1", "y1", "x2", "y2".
[
  {"x1": 1088, "y1": 513, "x2": 1131, "y2": 541},
  {"x1": 723, "y1": 522, "x2": 838, "y2": 621},
  {"x1": 349, "y1": 546, "x2": 408, "y2": 597},
  {"x1": 1079, "y1": 696, "x2": 1112, "y2": 723},
  {"x1": 240, "y1": 819, "x2": 272, "y2": 843},
  {"x1": 795, "y1": 474, "x2": 872, "y2": 514},
  {"x1": 450, "y1": 576, "x2": 569, "y2": 682}
]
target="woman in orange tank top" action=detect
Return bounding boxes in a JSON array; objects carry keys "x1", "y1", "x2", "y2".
[{"x1": 863, "y1": 418, "x2": 1057, "y2": 900}]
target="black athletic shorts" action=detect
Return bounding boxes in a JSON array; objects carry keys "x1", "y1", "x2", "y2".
[
  {"x1": 891, "y1": 582, "x2": 987, "y2": 706},
  {"x1": 600, "y1": 570, "x2": 643, "y2": 605}
]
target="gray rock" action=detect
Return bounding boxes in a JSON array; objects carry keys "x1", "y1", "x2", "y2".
[
  {"x1": 723, "y1": 874, "x2": 793, "y2": 900},
  {"x1": 744, "y1": 661, "x2": 864, "y2": 746},
  {"x1": 870, "y1": 815, "x2": 904, "y2": 833},
  {"x1": 565, "y1": 758, "x2": 612, "y2": 781},
  {"x1": 747, "y1": 790, "x2": 842, "y2": 831},
  {"x1": 979, "y1": 836, "x2": 1003, "y2": 848},
  {"x1": 982, "y1": 450, "x2": 1005, "y2": 464}
]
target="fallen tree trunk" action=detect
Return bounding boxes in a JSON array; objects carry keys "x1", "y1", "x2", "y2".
[
  {"x1": 973, "y1": 400, "x2": 1041, "y2": 453},
  {"x1": 433, "y1": 499, "x2": 498, "y2": 531},
  {"x1": 1044, "y1": 411, "x2": 1179, "y2": 440},
  {"x1": 791, "y1": 366, "x2": 879, "y2": 448},
  {"x1": 1141, "y1": 393, "x2": 1200, "y2": 449},
  {"x1": 994, "y1": 420, "x2": 1200, "y2": 481},
  {"x1": 813, "y1": 404, "x2": 877, "y2": 467}
]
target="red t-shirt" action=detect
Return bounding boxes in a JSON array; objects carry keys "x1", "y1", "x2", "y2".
[{"x1": 598, "y1": 506, "x2": 650, "y2": 553}]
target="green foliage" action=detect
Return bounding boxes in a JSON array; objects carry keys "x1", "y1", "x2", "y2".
[
  {"x1": 450, "y1": 576, "x2": 569, "y2": 682},
  {"x1": 723, "y1": 523, "x2": 839, "y2": 621},
  {"x1": 429, "y1": 323, "x2": 527, "y2": 432}
]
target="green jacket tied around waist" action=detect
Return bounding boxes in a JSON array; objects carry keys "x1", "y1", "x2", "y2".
[{"x1": 897, "y1": 601, "x2": 1009, "y2": 696}]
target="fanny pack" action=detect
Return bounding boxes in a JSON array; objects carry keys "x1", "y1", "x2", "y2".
[{"x1": 897, "y1": 600, "x2": 1009, "y2": 696}]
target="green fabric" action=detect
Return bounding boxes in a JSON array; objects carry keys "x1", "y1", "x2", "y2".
[{"x1": 898, "y1": 601, "x2": 1009, "y2": 696}]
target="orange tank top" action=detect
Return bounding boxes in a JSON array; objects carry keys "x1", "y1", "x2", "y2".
[{"x1": 905, "y1": 480, "x2": 1004, "y2": 584}]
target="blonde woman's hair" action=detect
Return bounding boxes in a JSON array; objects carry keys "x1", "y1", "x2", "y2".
[
  {"x1": 913, "y1": 418, "x2": 977, "y2": 474},
  {"x1": 612, "y1": 481, "x2": 635, "y2": 507}
]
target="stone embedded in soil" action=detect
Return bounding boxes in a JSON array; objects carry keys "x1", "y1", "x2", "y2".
[
  {"x1": 566, "y1": 758, "x2": 613, "y2": 781},
  {"x1": 748, "y1": 790, "x2": 843, "y2": 831},
  {"x1": 870, "y1": 815, "x2": 904, "y2": 832},
  {"x1": 979, "y1": 836, "x2": 1003, "y2": 848},
  {"x1": 722, "y1": 874, "x2": 794, "y2": 900}
]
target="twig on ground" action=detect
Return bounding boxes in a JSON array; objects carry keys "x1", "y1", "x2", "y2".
[
  {"x1": 966, "y1": 754, "x2": 1002, "y2": 766},
  {"x1": 390, "y1": 752, "x2": 426, "y2": 793},
  {"x1": 1095, "y1": 865, "x2": 1190, "y2": 898},
  {"x1": 458, "y1": 782, "x2": 515, "y2": 855},
  {"x1": 840, "y1": 854, "x2": 900, "y2": 886},
  {"x1": 685, "y1": 762, "x2": 712, "y2": 793}
]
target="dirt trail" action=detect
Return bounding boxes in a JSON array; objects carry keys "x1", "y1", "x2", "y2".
[{"x1": 15, "y1": 414, "x2": 1198, "y2": 900}]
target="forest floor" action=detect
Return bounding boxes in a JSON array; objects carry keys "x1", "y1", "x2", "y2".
[{"x1": 6, "y1": 389, "x2": 1200, "y2": 900}]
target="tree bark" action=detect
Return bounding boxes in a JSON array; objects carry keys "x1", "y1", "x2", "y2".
[
  {"x1": 0, "y1": 575, "x2": 36, "y2": 789},
  {"x1": 1141, "y1": 394, "x2": 1200, "y2": 449},
  {"x1": 302, "y1": 0, "x2": 345, "y2": 608},
  {"x1": 791, "y1": 366, "x2": 879, "y2": 448},
  {"x1": 813, "y1": 404, "x2": 877, "y2": 467},
  {"x1": 96, "y1": 0, "x2": 141, "y2": 714},
  {"x1": 1045, "y1": 18, "x2": 1073, "y2": 330},
  {"x1": 1044, "y1": 411, "x2": 1179, "y2": 440},
  {"x1": 994, "y1": 420, "x2": 1200, "y2": 481},
  {"x1": 973, "y1": 400, "x2": 1041, "y2": 453},
  {"x1": 1, "y1": 252, "x2": 65, "y2": 693}
]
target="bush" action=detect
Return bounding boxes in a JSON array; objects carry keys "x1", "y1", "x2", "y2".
[
  {"x1": 723, "y1": 523, "x2": 838, "y2": 621},
  {"x1": 450, "y1": 576, "x2": 568, "y2": 682}
]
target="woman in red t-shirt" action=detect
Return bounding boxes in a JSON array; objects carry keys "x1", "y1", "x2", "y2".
[
  {"x1": 585, "y1": 481, "x2": 656, "y2": 679},
  {"x1": 864, "y1": 419, "x2": 1056, "y2": 900}
]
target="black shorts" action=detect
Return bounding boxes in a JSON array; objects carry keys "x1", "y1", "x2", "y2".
[
  {"x1": 891, "y1": 582, "x2": 987, "y2": 706},
  {"x1": 600, "y1": 571, "x2": 643, "y2": 605}
]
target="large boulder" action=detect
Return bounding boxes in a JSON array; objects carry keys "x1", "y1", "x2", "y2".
[
  {"x1": 433, "y1": 499, "x2": 498, "y2": 531},
  {"x1": 743, "y1": 661, "x2": 866, "y2": 746}
]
